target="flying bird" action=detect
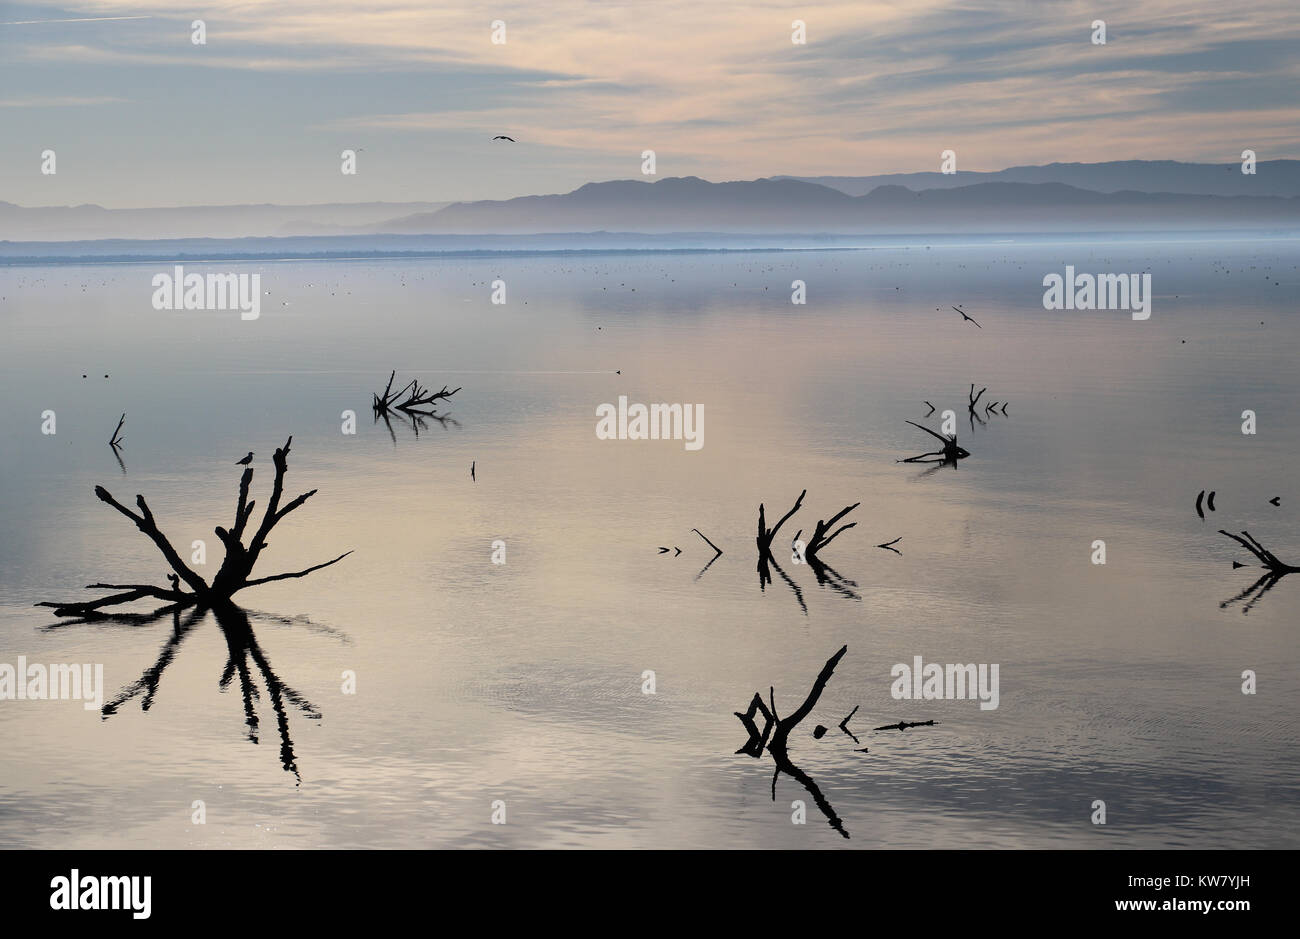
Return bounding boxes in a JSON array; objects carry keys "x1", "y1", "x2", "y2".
[
  {"x1": 952, "y1": 306, "x2": 982, "y2": 328},
  {"x1": 491, "y1": 135, "x2": 515, "y2": 142},
  {"x1": 236, "y1": 452, "x2": 254, "y2": 465}
]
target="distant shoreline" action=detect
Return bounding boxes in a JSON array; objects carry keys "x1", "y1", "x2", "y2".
[{"x1": 3, "y1": 229, "x2": 1298, "y2": 267}]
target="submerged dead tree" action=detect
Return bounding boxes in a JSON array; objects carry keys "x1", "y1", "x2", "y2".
[
  {"x1": 756, "y1": 491, "x2": 866, "y2": 606},
  {"x1": 108, "y1": 412, "x2": 126, "y2": 474},
  {"x1": 372, "y1": 370, "x2": 462, "y2": 441},
  {"x1": 1220, "y1": 529, "x2": 1299, "y2": 614},
  {"x1": 372, "y1": 370, "x2": 460, "y2": 417},
  {"x1": 756, "y1": 489, "x2": 806, "y2": 592},
  {"x1": 795, "y1": 501, "x2": 862, "y2": 600},
  {"x1": 735, "y1": 644, "x2": 850, "y2": 838},
  {"x1": 967, "y1": 383, "x2": 1008, "y2": 430},
  {"x1": 802, "y1": 502, "x2": 859, "y2": 562},
  {"x1": 37, "y1": 436, "x2": 351, "y2": 619},
  {"x1": 691, "y1": 527, "x2": 724, "y2": 580},
  {"x1": 899, "y1": 420, "x2": 970, "y2": 468}
]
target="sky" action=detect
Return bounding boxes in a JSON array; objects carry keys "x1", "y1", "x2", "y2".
[{"x1": 2, "y1": 0, "x2": 1298, "y2": 208}]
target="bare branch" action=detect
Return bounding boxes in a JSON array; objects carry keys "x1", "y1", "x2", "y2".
[
  {"x1": 243, "y1": 551, "x2": 354, "y2": 588},
  {"x1": 91, "y1": 487, "x2": 209, "y2": 594},
  {"x1": 691, "y1": 528, "x2": 724, "y2": 557},
  {"x1": 805, "y1": 502, "x2": 860, "y2": 559}
]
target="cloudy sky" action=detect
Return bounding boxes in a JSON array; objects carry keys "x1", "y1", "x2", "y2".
[{"x1": 2, "y1": 0, "x2": 1298, "y2": 207}]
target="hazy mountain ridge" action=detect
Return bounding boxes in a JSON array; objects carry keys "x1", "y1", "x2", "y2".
[
  {"x1": 6, "y1": 160, "x2": 1299, "y2": 241},
  {"x1": 373, "y1": 176, "x2": 1300, "y2": 235},
  {"x1": 778, "y1": 159, "x2": 1300, "y2": 197}
]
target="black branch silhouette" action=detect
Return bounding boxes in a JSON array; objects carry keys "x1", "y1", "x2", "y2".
[
  {"x1": 795, "y1": 500, "x2": 862, "y2": 600},
  {"x1": 1220, "y1": 529, "x2": 1300, "y2": 614},
  {"x1": 754, "y1": 492, "x2": 867, "y2": 606},
  {"x1": 756, "y1": 489, "x2": 805, "y2": 592},
  {"x1": 108, "y1": 412, "x2": 126, "y2": 473},
  {"x1": 965, "y1": 383, "x2": 989, "y2": 431},
  {"x1": 899, "y1": 420, "x2": 970, "y2": 468},
  {"x1": 372, "y1": 371, "x2": 461, "y2": 441},
  {"x1": 37, "y1": 436, "x2": 352, "y2": 620},
  {"x1": 803, "y1": 501, "x2": 859, "y2": 561},
  {"x1": 967, "y1": 383, "x2": 1008, "y2": 430},
  {"x1": 691, "y1": 527, "x2": 724, "y2": 579},
  {"x1": 736, "y1": 644, "x2": 851, "y2": 838},
  {"x1": 372, "y1": 370, "x2": 460, "y2": 417}
]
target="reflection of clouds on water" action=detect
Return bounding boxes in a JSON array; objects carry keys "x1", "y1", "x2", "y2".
[{"x1": 3, "y1": 243, "x2": 1300, "y2": 846}]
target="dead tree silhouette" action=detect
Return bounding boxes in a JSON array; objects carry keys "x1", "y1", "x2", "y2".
[
  {"x1": 1220, "y1": 529, "x2": 1300, "y2": 614},
  {"x1": 108, "y1": 412, "x2": 126, "y2": 474},
  {"x1": 691, "y1": 527, "x2": 724, "y2": 580},
  {"x1": 899, "y1": 420, "x2": 970, "y2": 469},
  {"x1": 966, "y1": 384, "x2": 1008, "y2": 430},
  {"x1": 372, "y1": 371, "x2": 461, "y2": 442},
  {"x1": 754, "y1": 493, "x2": 867, "y2": 606},
  {"x1": 372, "y1": 370, "x2": 459, "y2": 417},
  {"x1": 37, "y1": 436, "x2": 351, "y2": 619},
  {"x1": 967, "y1": 384, "x2": 987, "y2": 431},
  {"x1": 735, "y1": 644, "x2": 850, "y2": 838},
  {"x1": 803, "y1": 502, "x2": 859, "y2": 561},
  {"x1": 756, "y1": 489, "x2": 805, "y2": 592},
  {"x1": 795, "y1": 501, "x2": 862, "y2": 600}
]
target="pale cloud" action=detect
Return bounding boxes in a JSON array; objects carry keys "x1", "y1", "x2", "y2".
[{"x1": 4, "y1": 0, "x2": 1298, "y2": 202}]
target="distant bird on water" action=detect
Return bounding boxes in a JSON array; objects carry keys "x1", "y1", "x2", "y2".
[
  {"x1": 952, "y1": 306, "x2": 982, "y2": 328},
  {"x1": 236, "y1": 452, "x2": 254, "y2": 465},
  {"x1": 492, "y1": 135, "x2": 515, "y2": 142}
]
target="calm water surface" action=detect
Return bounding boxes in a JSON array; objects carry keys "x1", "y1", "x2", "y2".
[{"x1": 1, "y1": 237, "x2": 1298, "y2": 848}]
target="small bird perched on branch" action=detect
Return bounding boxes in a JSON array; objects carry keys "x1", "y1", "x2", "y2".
[{"x1": 236, "y1": 452, "x2": 254, "y2": 465}]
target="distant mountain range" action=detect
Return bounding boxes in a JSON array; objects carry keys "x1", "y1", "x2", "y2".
[
  {"x1": 4, "y1": 160, "x2": 1298, "y2": 241},
  {"x1": 373, "y1": 176, "x2": 1300, "y2": 235},
  {"x1": 0, "y1": 200, "x2": 447, "y2": 241},
  {"x1": 778, "y1": 159, "x2": 1300, "y2": 197}
]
